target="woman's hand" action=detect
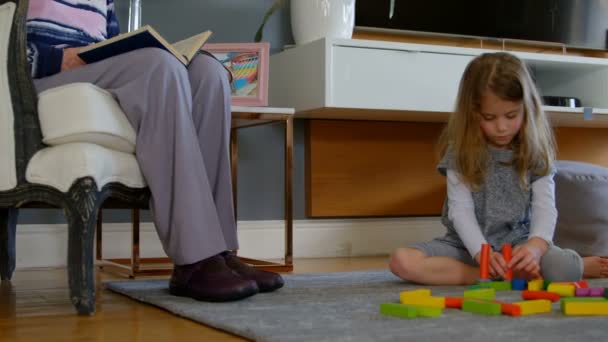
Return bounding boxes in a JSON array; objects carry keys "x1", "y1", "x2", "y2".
[
  {"x1": 475, "y1": 250, "x2": 508, "y2": 279},
  {"x1": 508, "y1": 238, "x2": 548, "y2": 279},
  {"x1": 61, "y1": 47, "x2": 85, "y2": 72}
]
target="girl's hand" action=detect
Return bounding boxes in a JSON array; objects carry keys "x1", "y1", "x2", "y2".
[
  {"x1": 61, "y1": 47, "x2": 85, "y2": 72},
  {"x1": 508, "y1": 238, "x2": 547, "y2": 279},
  {"x1": 475, "y1": 250, "x2": 508, "y2": 279}
]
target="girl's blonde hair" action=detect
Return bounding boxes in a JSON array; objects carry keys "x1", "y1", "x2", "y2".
[{"x1": 438, "y1": 52, "x2": 555, "y2": 190}]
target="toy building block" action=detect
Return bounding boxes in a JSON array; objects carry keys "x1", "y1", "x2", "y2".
[
  {"x1": 522, "y1": 290, "x2": 560, "y2": 302},
  {"x1": 513, "y1": 299, "x2": 552, "y2": 315},
  {"x1": 416, "y1": 306, "x2": 443, "y2": 317},
  {"x1": 502, "y1": 243, "x2": 513, "y2": 281},
  {"x1": 400, "y1": 295, "x2": 446, "y2": 308},
  {"x1": 561, "y1": 297, "x2": 606, "y2": 304},
  {"x1": 380, "y1": 303, "x2": 417, "y2": 318},
  {"x1": 562, "y1": 301, "x2": 608, "y2": 316},
  {"x1": 576, "y1": 288, "x2": 591, "y2": 297},
  {"x1": 547, "y1": 283, "x2": 575, "y2": 297},
  {"x1": 445, "y1": 297, "x2": 463, "y2": 309},
  {"x1": 552, "y1": 281, "x2": 586, "y2": 289},
  {"x1": 470, "y1": 281, "x2": 510, "y2": 290},
  {"x1": 528, "y1": 279, "x2": 544, "y2": 291},
  {"x1": 400, "y1": 289, "x2": 431, "y2": 299},
  {"x1": 464, "y1": 288, "x2": 496, "y2": 301},
  {"x1": 482, "y1": 281, "x2": 512, "y2": 291},
  {"x1": 462, "y1": 299, "x2": 502, "y2": 315},
  {"x1": 493, "y1": 300, "x2": 521, "y2": 317},
  {"x1": 543, "y1": 279, "x2": 551, "y2": 290},
  {"x1": 512, "y1": 278, "x2": 527, "y2": 291},
  {"x1": 479, "y1": 243, "x2": 491, "y2": 281},
  {"x1": 589, "y1": 288, "x2": 605, "y2": 297}
]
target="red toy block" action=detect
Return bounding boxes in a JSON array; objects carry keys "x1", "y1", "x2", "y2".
[
  {"x1": 480, "y1": 243, "x2": 491, "y2": 280},
  {"x1": 522, "y1": 290, "x2": 560, "y2": 302},
  {"x1": 502, "y1": 243, "x2": 512, "y2": 281}
]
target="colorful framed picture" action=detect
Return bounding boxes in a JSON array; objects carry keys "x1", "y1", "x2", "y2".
[{"x1": 203, "y1": 42, "x2": 270, "y2": 107}]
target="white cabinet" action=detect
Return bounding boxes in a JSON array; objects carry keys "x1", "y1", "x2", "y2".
[{"x1": 269, "y1": 38, "x2": 608, "y2": 127}]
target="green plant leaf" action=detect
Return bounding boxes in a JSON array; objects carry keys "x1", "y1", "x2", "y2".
[{"x1": 254, "y1": 0, "x2": 286, "y2": 42}]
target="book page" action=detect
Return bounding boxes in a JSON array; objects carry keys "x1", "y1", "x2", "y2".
[
  {"x1": 77, "y1": 25, "x2": 189, "y2": 66},
  {"x1": 172, "y1": 30, "x2": 213, "y2": 63}
]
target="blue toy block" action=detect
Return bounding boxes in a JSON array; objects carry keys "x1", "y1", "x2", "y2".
[{"x1": 512, "y1": 278, "x2": 527, "y2": 291}]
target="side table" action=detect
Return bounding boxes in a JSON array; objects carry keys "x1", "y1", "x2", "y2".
[{"x1": 95, "y1": 106, "x2": 295, "y2": 277}]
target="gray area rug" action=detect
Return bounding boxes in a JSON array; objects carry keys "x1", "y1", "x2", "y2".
[{"x1": 105, "y1": 270, "x2": 608, "y2": 342}]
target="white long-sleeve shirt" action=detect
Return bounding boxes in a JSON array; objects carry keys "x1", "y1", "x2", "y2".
[{"x1": 446, "y1": 169, "x2": 557, "y2": 258}]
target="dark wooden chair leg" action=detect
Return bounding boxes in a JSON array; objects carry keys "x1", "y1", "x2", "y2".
[
  {"x1": 0, "y1": 208, "x2": 19, "y2": 281},
  {"x1": 65, "y1": 179, "x2": 100, "y2": 315}
]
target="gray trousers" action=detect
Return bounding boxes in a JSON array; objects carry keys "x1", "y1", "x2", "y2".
[
  {"x1": 415, "y1": 239, "x2": 583, "y2": 281},
  {"x1": 34, "y1": 48, "x2": 238, "y2": 265}
]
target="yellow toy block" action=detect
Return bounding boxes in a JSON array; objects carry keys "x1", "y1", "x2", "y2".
[
  {"x1": 563, "y1": 301, "x2": 608, "y2": 316},
  {"x1": 399, "y1": 289, "x2": 431, "y2": 299},
  {"x1": 400, "y1": 295, "x2": 446, "y2": 308},
  {"x1": 528, "y1": 279, "x2": 544, "y2": 291},
  {"x1": 513, "y1": 299, "x2": 552, "y2": 315},
  {"x1": 547, "y1": 283, "x2": 575, "y2": 297},
  {"x1": 463, "y1": 288, "x2": 495, "y2": 301}
]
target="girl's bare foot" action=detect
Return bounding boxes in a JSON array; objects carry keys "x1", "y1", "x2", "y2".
[{"x1": 583, "y1": 256, "x2": 608, "y2": 278}]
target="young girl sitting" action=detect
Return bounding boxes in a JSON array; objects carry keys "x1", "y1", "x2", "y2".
[{"x1": 389, "y1": 52, "x2": 607, "y2": 285}]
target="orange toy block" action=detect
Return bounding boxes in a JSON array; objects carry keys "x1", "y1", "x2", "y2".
[
  {"x1": 513, "y1": 299, "x2": 552, "y2": 315},
  {"x1": 445, "y1": 297, "x2": 463, "y2": 309},
  {"x1": 494, "y1": 300, "x2": 521, "y2": 317},
  {"x1": 547, "y1": 283, "x2": 575, "y2": 297},
  {"x1": 522, "y1": 290, "x2": 561, "y2": 302}
]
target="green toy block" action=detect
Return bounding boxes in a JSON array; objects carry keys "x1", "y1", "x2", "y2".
[
  {"x1": 488, "y1": 281, "x2": 512, "y2": 291},
  {"x1": 543, "y1": 279, "x2": 551, "y2": 290},
  {"x1": 380, "y1": 303, "x2": 417, "y2": 319},
  {"x1": 416, "y1": 306, "x2": 442, "y2": 317},
  {"x1": 560, "y1": 297, "x2": 606, "y2": 303},
  {"x1": 462, "y1": 299, "x2": 502, "y2": 315},
  {"x1": 464, "y1": 288, "x2": 496, "y2": 300}
]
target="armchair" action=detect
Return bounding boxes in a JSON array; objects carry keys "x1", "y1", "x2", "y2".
[{"x1": 0, "y1": 0, "x2": 149, "y2": 315}]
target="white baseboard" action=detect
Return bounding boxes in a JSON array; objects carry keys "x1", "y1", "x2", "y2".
[{"x1": 14, "y1": 217, "x2": 445, "y2": 269}]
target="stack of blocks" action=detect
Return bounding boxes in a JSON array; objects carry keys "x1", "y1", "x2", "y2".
[{"x1": 380, "y1": 243, "x2": 608, "y2": 319}]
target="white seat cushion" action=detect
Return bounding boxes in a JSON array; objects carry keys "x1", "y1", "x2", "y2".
[
  {"x1": 26, "y1": 142, "x2": 146, "y2": 193},
  {"x1": 38, "y1": 83, "x2": 136, "y2": 154}
]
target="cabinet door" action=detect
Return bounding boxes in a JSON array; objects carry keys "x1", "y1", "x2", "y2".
[{"x1": 330, "y1": 46, "x2": 473, "y2": 112}]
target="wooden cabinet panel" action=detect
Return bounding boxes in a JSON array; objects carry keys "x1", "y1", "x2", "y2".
[
  {"x1": 306, "y1": 121, "x2": 608, "y2": 218},
  {"x1": 306, "y1": 120, "x2": 446, "y2": 217}
]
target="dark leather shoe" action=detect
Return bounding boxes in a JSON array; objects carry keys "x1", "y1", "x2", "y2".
[
  {"x1": 222, "y1": 252, "x2": 284, "y2": 292},
  {"x1": 169, "y1": 254, "x2": 259, "y2": 302}
]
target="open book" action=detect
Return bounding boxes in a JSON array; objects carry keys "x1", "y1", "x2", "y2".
[{"x1": 77, "y1": 25, "x2": 213, "y2": 66}]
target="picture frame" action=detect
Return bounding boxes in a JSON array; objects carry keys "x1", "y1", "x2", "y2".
[{"x1": 203, "y1": 42, "x2": 270, "y2": 107}]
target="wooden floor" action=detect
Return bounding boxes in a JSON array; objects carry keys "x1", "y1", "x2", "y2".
[{"x1": 0, "y1": 257, "x2": 388, "y2": 341}]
